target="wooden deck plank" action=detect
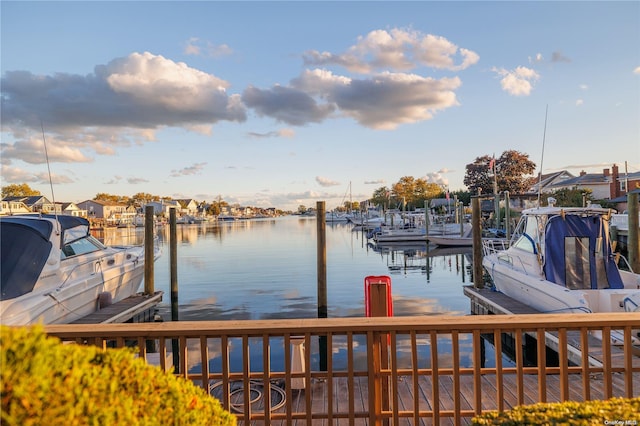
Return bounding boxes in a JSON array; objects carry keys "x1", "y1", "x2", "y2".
[{"x1": 229, "y1": 371, "x2": 639, "y2": 425}]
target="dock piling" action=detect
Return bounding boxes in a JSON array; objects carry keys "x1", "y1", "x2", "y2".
[
  {"x1": 628, "y1": 192, "x2": 639, "y2": 273},
  {"x1": 144, "y1": 206, "x2": 154, "y2": 295},
  {"x1": 317, "y1": 201, "x2": 328, "y2": 371},
  {"x1": 472, "y1": 196, "x2": 484, "y2": 288}
]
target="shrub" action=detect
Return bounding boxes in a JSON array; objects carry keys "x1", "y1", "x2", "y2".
[
  {"x1": 472, "y1": 397, "x2": 640, "y2": 425},
  {"x1": 1, "y1": 326, "x2": 236, "y2": 426}
]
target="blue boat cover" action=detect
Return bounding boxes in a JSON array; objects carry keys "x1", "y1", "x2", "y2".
[
  {"x1": 1, "y1": 218, "x2": 53, "y2": 300},
  {"x1": 543, "y1": 214, "x2": 623, "y2": 290}
]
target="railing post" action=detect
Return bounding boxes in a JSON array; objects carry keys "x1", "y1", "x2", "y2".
[{"x1": 365, "y1": 277, "x2": 392, "y2": 426}]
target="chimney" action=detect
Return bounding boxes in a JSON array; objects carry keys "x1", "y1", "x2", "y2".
[
  {"x1": 612, "y1": 164, "x2": 619, "y2": 177},
  {"x1": 580, "y1": 170, "x2": 586, "y2": 176},
  {"x1": 603, "y1": 168, "x2": 610, "y2": 176}
]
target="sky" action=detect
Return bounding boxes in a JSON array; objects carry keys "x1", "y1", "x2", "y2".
[{"x1": 1, "y1": 1, "x2": 639, "y2": 211}]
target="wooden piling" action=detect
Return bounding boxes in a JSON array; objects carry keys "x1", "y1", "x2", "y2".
[
  {"x1": 472, "y1": 196, "x2": 484, "y2": 288},
  {"x1": 144, "y1": 205, "x2": 154, "y2": 295},
  {"x1": 169, "y1": 208, "x2": 180, "y2": 373},
  {"x1": 316, "y1": 201, "x2": 328, "y2": 371},
  {"x1": 628, "y1": 192, "x2": 639, "y2": 273}
]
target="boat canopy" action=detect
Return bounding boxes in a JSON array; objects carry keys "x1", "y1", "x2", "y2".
[
  {"x1": 543, "y1": 213, "x2": 623, "y2": 290},
  {"x1": 1, "y1": 218, "x2": 54, "y2": 300}
]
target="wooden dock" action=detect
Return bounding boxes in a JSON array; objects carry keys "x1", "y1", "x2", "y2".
[
  {"x1": 463, "y1": 285, "x2": 640, "y2": 369},
  {"x1": 71, "y1": 291, "x2": 163, "y2": 324},
  {"x1": 223, "y1": 371, "x2": 638, "y2": 425}
]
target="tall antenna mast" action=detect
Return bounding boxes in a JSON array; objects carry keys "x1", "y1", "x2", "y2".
[
  {"x1": 41, "y1": 121, "x2": 59, "y2": 226},
  {"x1": 537, "y1": 105, "x2": 549, "y2": 207}
]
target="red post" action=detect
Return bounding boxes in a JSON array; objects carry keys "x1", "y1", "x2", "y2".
[
  {"x1": 364, "y1": 275, "x2": 392, "y2": 425},
  {"x1": 364, "y1": 275, "x2": 393, "y2": 318}
]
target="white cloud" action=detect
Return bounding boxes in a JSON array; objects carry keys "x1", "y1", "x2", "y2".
[
  {"x1": 1, "y1": 52, "x2": 247, "y2": 166},
  {"x1": 316, "y1": 176, "x2": 341, "y2": 187},
  {"x1": 364, "y1": 179, "x2": 385, "y2": 185},
  {"x1": 492, "y1": 66, "x2": 540, "y2": 96},
  {"x1": 576, "y1": 99, "x2": 584, "y2": 106},
  {"x1": 579, "y1": 84, "x2": 589, "y2": 90},
  {"x1": 248, "y1": 128, "x2": 295, "y2": 139},
  {"x1": 634, "y1": 66, "x2": 640, "y2": 74},
  {"x1": 303, "y1": 28, "x2": 479, "y2": 74},
  {"x1": 248, "y1": 68, "x2": 461, "y2": 130},
  {"x1": 170, "y1": 162, "x2": 208, "y2": 177},
  {"x1": 529, "y1": 53, "x2": 544, "y2": 64},
  {"x1": 425, "y1": 171, "x2": 449, "y2": 186}
]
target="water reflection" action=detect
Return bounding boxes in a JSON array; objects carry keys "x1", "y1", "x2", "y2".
[{"x1": 98, "y1": 217, "x2": 515, "y2": 372}]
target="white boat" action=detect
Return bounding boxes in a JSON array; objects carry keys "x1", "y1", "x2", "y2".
[
  {"x1": 373, "y1": 226, "x2": 427, "y2": 243},
  {"x1": 427, "y1": 223, "x2": 473, "y2": 246},
  {"x1": 482, "y1": 200, "x2": 640, "y2": 323},
  {"x1": 325, "y1": 211, "x2": 350, "y2": 223},
  {"x1": 0, "y1": 214, "x2": 159, "y2": 325}
]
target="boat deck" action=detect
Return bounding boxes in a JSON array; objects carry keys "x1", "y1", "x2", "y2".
[
  {"x1": 71, "y1": 291, "x2": 163, "y2": 324},
  {"x1": 464, "y1": 286, "x2": 640, "y2": 368}
]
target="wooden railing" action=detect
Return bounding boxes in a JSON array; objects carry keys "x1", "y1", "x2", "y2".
[{"x1": 45, "y1": 313, "x2": 640, "y2": 425}]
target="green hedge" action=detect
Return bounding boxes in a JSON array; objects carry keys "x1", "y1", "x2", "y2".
[
  {"x1": 1, "y1": 326, "x2": 236, "y2": 426},
  {"x1": 472, "y1": 397, "x2": 640, "y2": 425}
]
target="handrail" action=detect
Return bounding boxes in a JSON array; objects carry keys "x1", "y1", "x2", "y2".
[{"x1": 44, "y1": 313, "x2": 640, "y2": 424}]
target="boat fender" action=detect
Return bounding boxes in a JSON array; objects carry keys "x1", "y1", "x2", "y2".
[{"x1": 98, "y1": 292, "x2": 113, "y2": 309}]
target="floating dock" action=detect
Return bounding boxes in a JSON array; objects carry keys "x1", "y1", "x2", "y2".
[
  {"x1": 71, "y1": 291, "x2": 163, "y2": 324},
  {"x1": 463, "y1": 285, "x2": 640, "y2": 368}
]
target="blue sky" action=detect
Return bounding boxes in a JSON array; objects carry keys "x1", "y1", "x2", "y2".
[{"x1": 2, "y1": 1, "x2": 639, "y2": 211}]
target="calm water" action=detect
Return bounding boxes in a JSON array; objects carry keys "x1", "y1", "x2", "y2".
[
  {"x1": 102, "y1": 216, "x2": 507, "y2": 371},
  {"x1": 104, "y1": 216, "x2": 474, "y2": 321}
]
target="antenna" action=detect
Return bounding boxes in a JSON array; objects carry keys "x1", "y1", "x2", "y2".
[
  {"x1": 537, "y1": 105, "x2": 549, "y2": 207},
  {"x1": 40, "y1": 121, "x2": 60, "y2": 230}
]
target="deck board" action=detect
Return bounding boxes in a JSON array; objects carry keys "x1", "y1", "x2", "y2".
[{"x1": 228, "y1": 370, "x2": 639, "y2": 425}]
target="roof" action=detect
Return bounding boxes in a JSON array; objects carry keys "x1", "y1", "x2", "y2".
[
  {"x1": 609, "y1": 188, "x2": 640, "y2": 203},
  {"x1": 547, "y1": 173, "x2": 610, "y2": 189}
]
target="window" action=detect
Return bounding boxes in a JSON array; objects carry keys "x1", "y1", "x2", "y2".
[{"x1": 61, "y1": 235, "x2": 104, "y2": 259}]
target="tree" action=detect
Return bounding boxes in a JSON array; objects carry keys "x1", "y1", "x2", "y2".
[
  {"x1": 131, "y1": 192, "x2": 159, "y2": 206},
  {"x1": 495, "y1": 150, "x2": 537, "y2": 194},
  {"x1": 371, "y1": 186, "x2": 392, "y2": 208},
  {"x1": 464, "y1": 150, "x2": 536, "y2": 195},
  {"x1": 1, "y1": 183, "x2": 41, "y2": 198},
  {"x1": 547, "y1": 188, "x2": 593, "y2": 207},
  {"x1": 94, "y1": 193, "x2": 128, "y2": 204}
]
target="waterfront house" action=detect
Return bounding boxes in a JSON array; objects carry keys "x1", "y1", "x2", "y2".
[
  {"x1": 526, "y1": 170, "x2": 575, "y2": 194},
  {"x1": 77, "y1": 199, "x2": 129, "y2": 224},
  {"x1": 2, "y1": 195, "x2": 55, "y2": 214},
  {"x1": 545, "y1": 164, "x2": 638, "y2": 201},
  {"x1": 59, "y1": 202, "x2": 87, "y2": 217},
  {"x1": 175, "y1": 199, "x2": 199, "y2": 216},
  {"x1": 0, "y1": 198, "x2": 31, "y2": 215}
]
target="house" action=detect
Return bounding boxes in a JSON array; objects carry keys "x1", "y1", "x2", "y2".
[
  {"x1": 175, "y1": 199, "x2": 199, "y2": 216},
  {"x1": 0, "y1": 198, "x2": 31, "y2": 215},
  {"x1": 59, "y1": 202, "x2": 86, "y2": 217},
  {"x1": 545, "y1": 164, "x2": 640, "y2": 201},
  {"x1": 146, "y1": 200, "x2": 181, "y2": 217},
  {"x1": 77, "y1": 199, "x2": 128, "y2": 222},
  {"x1": 2, "y1": 195, "x2": 55, "y2": 213},
  {"x1": 527, "y1": 170, "x2": 575, "y2": 194}
]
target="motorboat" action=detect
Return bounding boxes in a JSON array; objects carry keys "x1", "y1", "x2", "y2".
[
  {"x1": 373, "y1": 226, "x2": 427, "y2": 243},
  {"x1": 482, "y1": 200, "x2": 640, "y2": 320},
  {"x1": 0, "y1": 214, "x2": 158, "y2": 325}
]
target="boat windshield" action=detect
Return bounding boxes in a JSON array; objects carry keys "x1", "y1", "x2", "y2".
[
  {"x1": 511, "y1": 215, "x2": 543, "y2": 254},
  {"x1": 61, "y1": 233, "x2": 106, "y2": 259}
]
